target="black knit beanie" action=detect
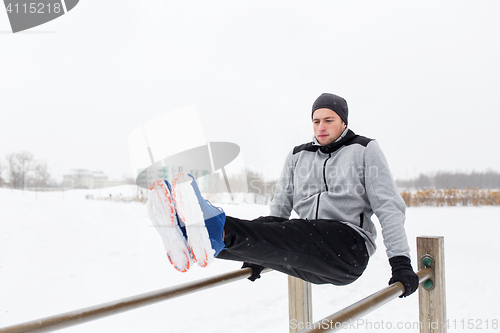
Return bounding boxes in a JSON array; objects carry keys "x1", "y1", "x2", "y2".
[{"x1": 312, "y1": 93, "x2": 348, "y2": 125}]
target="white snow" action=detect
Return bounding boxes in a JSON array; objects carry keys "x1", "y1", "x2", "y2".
[{"x1": 1, "y1": 187, "x2": 498, "y2": 332}]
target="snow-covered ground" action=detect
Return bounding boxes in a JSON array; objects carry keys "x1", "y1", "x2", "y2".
[{"x1": 1, "y1": 186, "x2": 498, "y2": 332}]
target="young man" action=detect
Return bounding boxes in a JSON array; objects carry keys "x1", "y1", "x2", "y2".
[{"x1": 147, "y1": 93, "x2": 419, "y2": 297}]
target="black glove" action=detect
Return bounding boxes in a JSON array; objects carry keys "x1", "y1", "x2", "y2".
[
  {"x1": 241, "y1": 262, "x2": 265, "y2": 282},
  {"x1": 388, "y1": 256, "x2": 419, "y2": 298}
]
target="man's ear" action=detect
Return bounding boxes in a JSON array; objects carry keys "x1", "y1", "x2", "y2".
[{"x1": 343, "y1": 122, "x2": 347, "y2": 130}]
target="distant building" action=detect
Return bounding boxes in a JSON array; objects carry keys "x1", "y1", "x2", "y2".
[{"x1": 63, "y1": 169, "x2": 128, "y2": 189}]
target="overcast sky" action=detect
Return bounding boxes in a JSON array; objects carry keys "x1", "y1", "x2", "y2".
[{"x1": 1, "y1": 1, "x2": 499, "y2": 182}]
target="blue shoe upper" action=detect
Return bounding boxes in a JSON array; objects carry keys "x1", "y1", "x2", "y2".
[{"x1": 186, "y1": 174, "x2": 226, "y2": 256}]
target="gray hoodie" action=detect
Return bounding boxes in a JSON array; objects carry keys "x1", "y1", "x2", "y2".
[{"x1": 269, "y1": 129, "x2": 411, "y2": 259}]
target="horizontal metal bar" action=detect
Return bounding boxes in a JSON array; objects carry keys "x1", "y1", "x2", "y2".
[
  {"x1": 297, "y1": 268, "x2": 433, "y2": 333},
  {"x1": 0, "y1": 267, "x2": 271, "y2": 333}
]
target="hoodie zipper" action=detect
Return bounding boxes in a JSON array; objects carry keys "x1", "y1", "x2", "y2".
[{"x1": 315, "y1": 153, "x2": 331, "y2": 219}]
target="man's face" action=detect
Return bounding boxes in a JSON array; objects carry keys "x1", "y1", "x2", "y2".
[{"x1": 312, "y1": 108, "x2": 347, "y2": 146}]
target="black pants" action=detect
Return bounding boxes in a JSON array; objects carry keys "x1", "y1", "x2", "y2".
[{"x1": 217, "y1": 216, "x2": 369, "y2": 285}]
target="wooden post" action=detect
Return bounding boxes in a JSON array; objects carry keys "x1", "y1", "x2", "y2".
[
  {"x1": 288, "y1": 276, "x2": 312, "y2": 333},
  {"x1": 295, "y1": 268, "x2": 433, "y2": 333},
  {"x1": 417, "y1": 236, "x2": 447, "y2": 333}
]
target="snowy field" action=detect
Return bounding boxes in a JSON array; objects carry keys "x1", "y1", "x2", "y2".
[{"x1": 1, "y1": 186, "x2": 499, "y2": 332}]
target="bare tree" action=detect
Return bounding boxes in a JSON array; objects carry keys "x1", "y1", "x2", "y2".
[
  {"x1": 32, "y1": 161, "x2": 52, "y2": 190},
  {"x1": 0, "y1": 160, "x2": 4, "y2": 187},
  {"x1": 6, "y1": 153, "x2": 21, "y2": 188},
  {"x1": 415, "y1": 173, "x2": 434, "y2": 189},
  {"x1": 6, "y1": 151, "x2": 34, "y2": 189}
]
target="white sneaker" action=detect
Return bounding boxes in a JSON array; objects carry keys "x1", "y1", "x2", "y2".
[
  {"x1": 172, "y1": 173, "x2": 216, "y2": 267},
  {"x1": 147, "y1": 179, "x2": 192, "y2": 272}
]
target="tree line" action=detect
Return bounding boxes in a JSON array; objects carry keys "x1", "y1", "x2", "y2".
[
  {"x1": 0, "y1": 151, "x2": 53, "y2": 190},
  {"x1": 396, "y1": 170, "x2": 500, "y2": 190}
]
